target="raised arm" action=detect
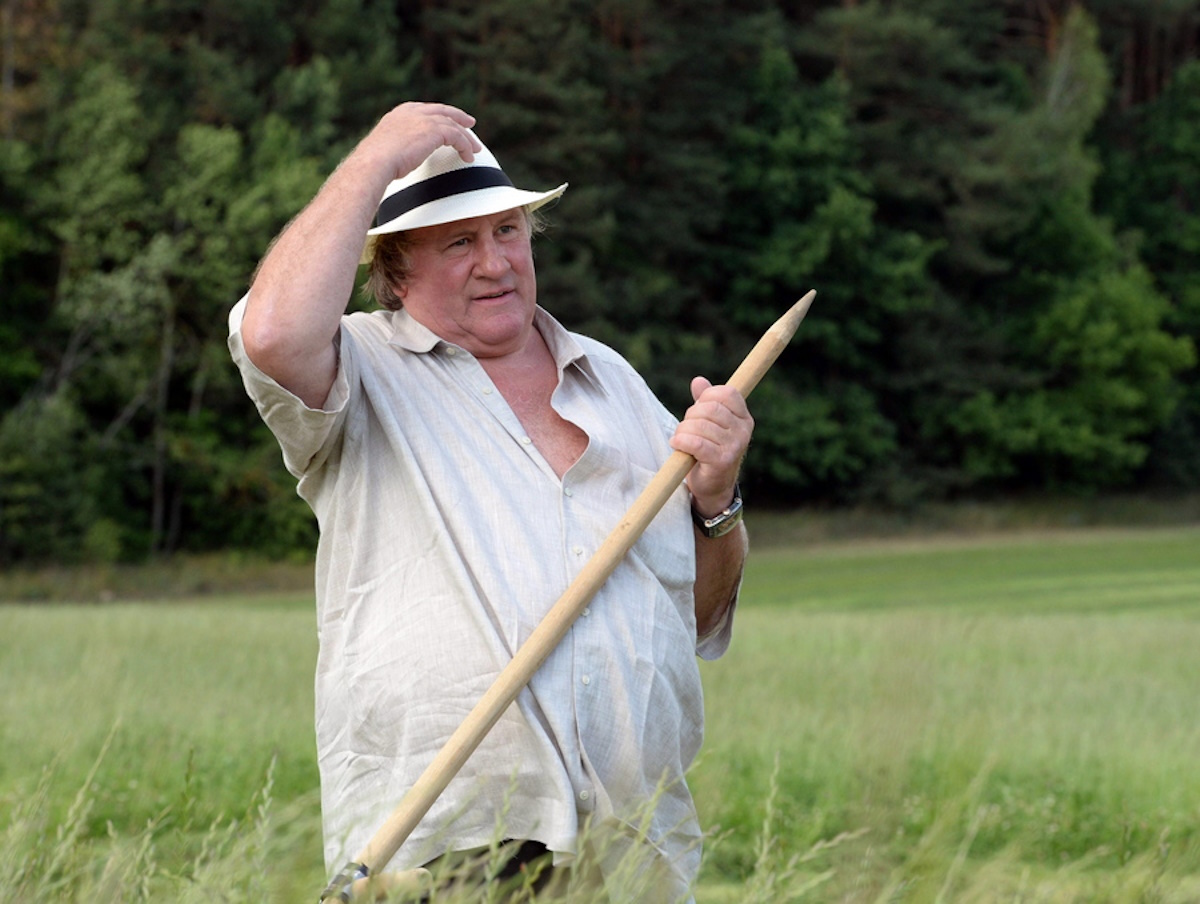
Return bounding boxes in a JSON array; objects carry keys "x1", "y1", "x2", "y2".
[
  {"x1": 669, "y1": 376, "x2": 753, "y2": 637},
  {"x1": 240, "y1": 102, "x2": 482, "y2": 408}
]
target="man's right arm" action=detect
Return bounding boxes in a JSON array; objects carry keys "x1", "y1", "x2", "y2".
[{"x1": 239, "y1": 102, "x2": 482, "y2": 409}]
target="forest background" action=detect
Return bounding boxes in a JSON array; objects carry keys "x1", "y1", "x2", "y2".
[{"x1": 2, "y1": 0, "x2": 1199, "y2": 566}]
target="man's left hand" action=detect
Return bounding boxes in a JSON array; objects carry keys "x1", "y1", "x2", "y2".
[{"x1": 669, "y1": 376, "x2": 754, "y2": 515}]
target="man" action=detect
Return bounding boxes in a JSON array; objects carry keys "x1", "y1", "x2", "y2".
[{"x1": 228, "y1": 102, "x2": 752, "y2": 898}]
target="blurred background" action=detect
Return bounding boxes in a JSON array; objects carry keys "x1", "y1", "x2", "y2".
[{"x1": 2, "y1": 0, "x2": 1198, "y2": 567}]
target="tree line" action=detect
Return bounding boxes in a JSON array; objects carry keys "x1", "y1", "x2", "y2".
[{"x1": 1, "y1": 0, "x2": 1198, "y2": 564}]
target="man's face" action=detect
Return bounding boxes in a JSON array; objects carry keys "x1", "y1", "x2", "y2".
[{"x1": 396, "y1": 208, "x2": 538, "y2": 358}]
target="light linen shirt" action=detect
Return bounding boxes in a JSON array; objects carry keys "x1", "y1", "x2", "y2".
[{"x1": 228, "y1": 298, "x2": 734, "y2": 896}]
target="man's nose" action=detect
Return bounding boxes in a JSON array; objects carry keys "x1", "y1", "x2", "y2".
[{"x1": 474, "y1": 236, "x2": 510, "y2": 275}]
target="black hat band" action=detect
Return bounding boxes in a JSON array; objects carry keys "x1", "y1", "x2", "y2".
[{"x1": 374, "y1": 167, "x2": 515, "y2": 229}]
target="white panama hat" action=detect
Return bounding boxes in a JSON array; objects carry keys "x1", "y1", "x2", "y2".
[{"x1": 360, "y1": 131, "x2": 568, "y2": 264}]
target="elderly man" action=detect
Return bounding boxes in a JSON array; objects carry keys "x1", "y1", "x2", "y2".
[{"x1": 228, "y1": 102, "x2": 751, "y2": 898}]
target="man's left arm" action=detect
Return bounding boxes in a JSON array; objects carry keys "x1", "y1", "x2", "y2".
[
  {"x1": 690, "y1": 513, "x2": 748, "y2": 638},
  {"x1": 669, "y1": 376, "x2": 754, "y2": 638}
]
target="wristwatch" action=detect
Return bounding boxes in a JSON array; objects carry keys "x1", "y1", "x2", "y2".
[{"x1": 691, "y1": 484, "x2": 744, "y2": 539}]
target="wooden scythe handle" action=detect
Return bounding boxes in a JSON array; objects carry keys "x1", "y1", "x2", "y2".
[{"x1": 320, "y1": 290, "x2": 815, "y2": 902}]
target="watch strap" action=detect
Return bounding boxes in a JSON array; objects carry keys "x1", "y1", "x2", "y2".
[{"x1": 691, "y1": 484, "x2": 744, "y2": 538}]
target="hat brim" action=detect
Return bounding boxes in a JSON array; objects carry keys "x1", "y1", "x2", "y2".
[{"x1": 360, "y1": 183, "x2": 567, "y2": 265}]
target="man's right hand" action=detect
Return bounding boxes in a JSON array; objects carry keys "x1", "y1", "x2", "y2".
[
  {"x1": 239, "y1": 102, "x2": 480, "y2": 409},
  {"x1": 358, "y1": 102, "x2": 482, "y2": 183}
]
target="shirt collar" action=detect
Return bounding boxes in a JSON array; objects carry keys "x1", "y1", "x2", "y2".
[
  {"x1": 385, "y1": 308, "x2": 442, "y2": 353},
  {"x1": 384, "y1": 306, "x2": 608, "y2": 396},
  {"x1": 532, "y1": 307, "x2": 607, "y2": 395}
]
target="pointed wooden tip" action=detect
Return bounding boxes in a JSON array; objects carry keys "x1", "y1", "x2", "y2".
[
  {"x1": 770, "y1": 289, "x2": 817, "y2": 343},
  {"x1": 726, "y1": 289, "x2": 818, "y2": 397}
]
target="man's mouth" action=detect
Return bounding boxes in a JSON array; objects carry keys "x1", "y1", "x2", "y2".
[{"x1": 476, "y1": 288, "x2": 513, "y2": 302}]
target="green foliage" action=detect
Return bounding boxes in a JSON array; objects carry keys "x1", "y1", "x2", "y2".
[
  {"x1": 1100, "y1": 61, "x2": 1200, "y2": 299},
  {"x1": 3, "y1": 0, "x2": 1200, "y2": 561},
  {"x1": 2, "y1": 46, "x2": 327, "y2": 561},
  {"x1": 1097, "y1": 59, "x2": 1200, "y2": 487},
  {"x1": 974, "y1": 39, "x2": 1200, "y2": 489},
  {"x1": 799, "y1": 2, "x2": 1198, "y2": 499},
  {"x1": 0, "y1": 140, "x2": 54, "y2": 411},
  {"x1": 744, "y1": 380, "x2": 899, "y2": 500},
  {"x1": 0, "y1": 393, "x2": 103, "y2": 563},
  {"x1": 949, "y1": 268, "x2": 1195, "y2": 487},
  {"x1": 716, "y1": 41, "x2": 938, "y2": 501},
  {"x1": 941, "y1": 7, "x2": 1109, "y2": 279},
  {"x1": 47, "y1": 63, "x2": 151, "y2": 268}
]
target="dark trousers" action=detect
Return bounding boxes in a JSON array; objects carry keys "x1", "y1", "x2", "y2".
[{"x1": 420, "y1": 839, "x2": 562, "y2": 901}]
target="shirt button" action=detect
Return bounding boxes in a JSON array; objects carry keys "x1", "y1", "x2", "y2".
[
  {"x1": 564, "y1": 487, "x2": 574, "y2": 497},
  {"x1": 579, "y1": 790, "x2": 591, "y2": 801},
  {"x1": 581, "y1": 675, "x2": 591, "y2": 686},
  {"x1": 581, "y1": 608, "x2": 590, "y2": 617},
  {"x1": 572, "y1": 546, "x2": 583, "y2": 556},
  {"x1": 483, "y1": 387, "x2": 493, "y2": 395},
  {"x1": 520, "y1": 436, "x2": 532, "y2": 445},
  {"x1": 446, "y1": 347, "x2": 457, "y2": 356}
]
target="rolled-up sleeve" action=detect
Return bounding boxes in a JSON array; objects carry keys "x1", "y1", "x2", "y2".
[
  {"x1": 227, "y1": 295, "x2": 352, "y2": 479},
  {"x1": 696, "y1": 592, "x2": 737, "y2": 660}
]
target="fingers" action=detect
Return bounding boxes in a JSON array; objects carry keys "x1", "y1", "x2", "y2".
[
  {"x1": 364, "y1": 102, "x2": 484, "y2": 180},
  {"x1": 427, "y1": 103, "x2": 483, "y2": 161},
  {"x1": 431, "y1": 103, "x2": 477, "y2": 129},
  {"x1": 676, "y1": 382, "x2": 753, "y2": 459},
  {"x1": 670, "y1": 379, "x2": 754, "y2": 509}
]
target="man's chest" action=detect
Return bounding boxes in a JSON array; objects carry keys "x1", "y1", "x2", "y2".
[{"x1": 483, "y1": 349, "x2": 589, "y2": 479}]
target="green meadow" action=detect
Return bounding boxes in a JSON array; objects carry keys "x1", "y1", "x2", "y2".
[{"x1": 2, "y1": 523, "x2": 1199, "y2": 901}]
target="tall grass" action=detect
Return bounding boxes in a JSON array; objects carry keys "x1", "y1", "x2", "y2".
[
  {"x1": 693, "y1": 608, "x2": 1200, "y2": 901},
  {"x1": 0, "y1": 598, "x2": 326, "y2": 900},
  {"x1": 691, "y1": 526, "x2": 1200, "y2": 901},
  {"x1": 0, "y1": 600, "x2": 318, "y2": 831},
  {"x1": 2, "y1": 524, "x2": 1199, "y2": 901}
]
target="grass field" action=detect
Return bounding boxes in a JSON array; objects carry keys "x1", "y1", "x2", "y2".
[{"x1": 1, "y1": 522, "x2": 1198, "y2": 901}]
